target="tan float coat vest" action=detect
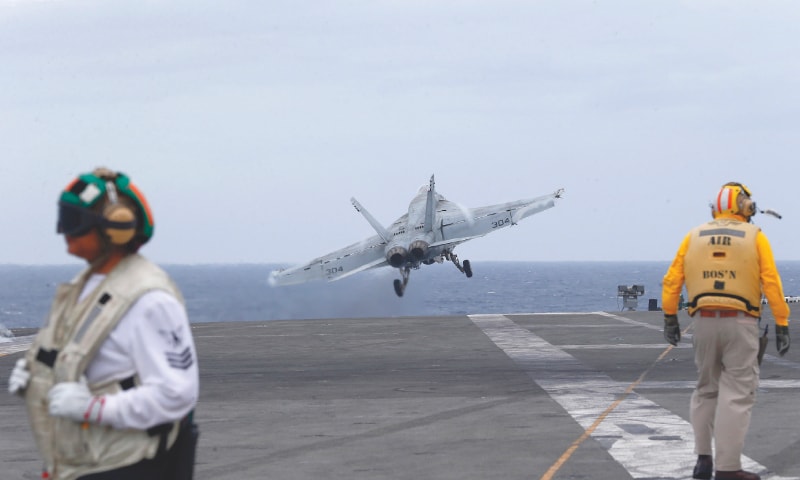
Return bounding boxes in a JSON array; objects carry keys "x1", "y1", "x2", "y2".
[
  {"x1": 684, "y1": 219, "x2": 762, "y2": 317},
  {"x1": 24, "y1": 254, "x2": 183, "y2": 480}
]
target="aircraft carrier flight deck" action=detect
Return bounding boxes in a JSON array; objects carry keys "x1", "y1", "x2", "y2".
[{"x1": 2, "y1": 310, "x2": 800, "y2": 480}]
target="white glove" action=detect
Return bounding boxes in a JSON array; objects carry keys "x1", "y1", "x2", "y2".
[
  {"x1": 48, "y1": 380, "x2": 106, "y2": 424},
  {"x1": 8, "y1": 358, "x2": 30, "y2": 395}
]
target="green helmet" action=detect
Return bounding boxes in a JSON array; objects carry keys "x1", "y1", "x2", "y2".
[{"x1": 57, "y1": 168, "x2": 155, "y2": 248}]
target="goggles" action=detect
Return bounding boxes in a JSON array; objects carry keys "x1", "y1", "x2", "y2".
[
  {"x1": 57, "y1": 202, "x2": 103, "y2": 237},
  {"x1": 57, "y1": 201, "x2": 138, "y2": 239}
]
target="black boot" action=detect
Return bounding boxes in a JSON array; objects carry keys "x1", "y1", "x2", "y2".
[{"x1": 693, "y1": 455, "x2": 713, "y2": 479}]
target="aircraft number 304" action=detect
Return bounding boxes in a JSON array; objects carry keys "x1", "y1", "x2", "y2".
[
  {"x1": 492, "y1": 217, "x2": 511, "y2": 229},
  {"x1": 326, "y1": 266, "x2": 345, "y2": 276}
]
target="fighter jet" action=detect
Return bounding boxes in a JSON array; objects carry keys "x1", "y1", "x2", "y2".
[{"x1": 269, "y1": 175, "x2": 564, "y2": 297}]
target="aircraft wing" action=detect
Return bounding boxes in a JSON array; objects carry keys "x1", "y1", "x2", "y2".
[
  {"x1": 269, "y1": 235, "x2": 389, "y2": 286},
  {"x1": 432, "y1": 188, "x2": 563, "y2": 249}
]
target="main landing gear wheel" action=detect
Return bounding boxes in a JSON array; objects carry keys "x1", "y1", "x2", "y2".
[
  {"x1": 446, "y1": 251, "x2": 473, "y2": 278},
  {"x1": 393, "y1": 266, "x2": 411, "y2": 297}
]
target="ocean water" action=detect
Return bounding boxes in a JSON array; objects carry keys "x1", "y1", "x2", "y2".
[{"x1": 2, "y1": 261, "x2": 800, "y2": 332}]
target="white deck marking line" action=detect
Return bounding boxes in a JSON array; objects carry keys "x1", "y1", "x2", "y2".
[
  {"x1": 518, "y1": 324, "x2": 640, "y2": 328},
  {"x1": 469, "y1": 314, "x2": 798, "y2": 480},
  {"x1": 0, "y1": 335, "x2": 34, "y2": 357},
  {"x1": 599, "y1": 312, "x2": 800, "y2": 370},
  {"x1": 561, "y1": 343, "x2": 693, "y2": 349},
  {"x1": 595, "y1": 311, "x2": 666, "y2": 331},
  {"x1": 635, "y1": 379, "x2": 800, "y2": 390}
]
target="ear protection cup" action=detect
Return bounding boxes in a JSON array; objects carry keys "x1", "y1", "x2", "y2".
[
  {"x1": 729, "y1": 182, "x2": 757, "y2": 218},
  {"x1": 739, "y1": 197, "x2": 756, "y2": 217},
  {"x1": 98, "y1": 175, "x2": 139, "y2": 245},
  {"x1": 102, "y1": 202, "x2": 137, "y2": 245}
]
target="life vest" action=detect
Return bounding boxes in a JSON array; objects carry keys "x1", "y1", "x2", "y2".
[
  {"x1": 24, "y1": 254, "x2": 184, "y2": 480},
  {"x1": 684, "y1": 219, "x2": 762, "y2": 317}
]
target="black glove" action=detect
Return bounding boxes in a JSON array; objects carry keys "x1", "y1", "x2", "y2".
[
  {"x1": 664, "y1": 314, "x2": 681, "y2": 346},
  {"x1": 776, "y1": 325, "x2": 790, "y2": 356}
]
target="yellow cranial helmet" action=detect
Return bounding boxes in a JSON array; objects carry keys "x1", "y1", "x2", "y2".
[{"x1": 712, "y1": 182, "x2": 756, "y2": 219}]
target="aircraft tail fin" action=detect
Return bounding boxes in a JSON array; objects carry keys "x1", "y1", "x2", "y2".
[
  {"x1": 351, "y1": 197, "x2": 391, "y2": 243},
  {"x1": 424, "y1": 174, "x2": 435, "y2": 233}
]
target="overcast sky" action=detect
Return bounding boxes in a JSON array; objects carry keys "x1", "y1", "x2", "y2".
[{"x1": 2, "y1": 1, "x2": 799, "y2": 267}]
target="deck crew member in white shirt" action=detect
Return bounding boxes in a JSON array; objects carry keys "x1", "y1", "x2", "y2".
[{"x1": 8, "y1": 167, "x2": 199, "y2": 480}]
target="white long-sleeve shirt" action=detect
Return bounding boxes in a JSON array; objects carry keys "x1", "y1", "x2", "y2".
[{"x1": 79, "y1": 274, "x2": 199, "y2": 430}]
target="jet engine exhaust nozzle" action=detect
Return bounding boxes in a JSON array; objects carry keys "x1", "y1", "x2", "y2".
[
  {"x1": 386, "y1": 246, "x2": 408, "y2": 268},
  {"x1": 409, "y1": 240, "x2": 429, "y2": 261}
]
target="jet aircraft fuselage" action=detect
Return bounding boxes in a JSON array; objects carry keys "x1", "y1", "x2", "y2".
[{"x1": 270, "y1": 175, "x2": 563, "y2": 297}]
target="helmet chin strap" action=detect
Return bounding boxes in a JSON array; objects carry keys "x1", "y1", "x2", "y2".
[
  {"x1": 88, "y1": 232, "x2": 125, "y2": 273},
  {"x1": 88, "y1": 244, "x2": 113, "y2": 272}
]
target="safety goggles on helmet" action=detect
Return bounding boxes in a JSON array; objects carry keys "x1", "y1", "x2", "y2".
[
  {"x1": 57, "y1": 202, "x2": 103, "y2": 237},
  {"x1": 57, "y1": 201, "x2": 137, "y2": 238}
]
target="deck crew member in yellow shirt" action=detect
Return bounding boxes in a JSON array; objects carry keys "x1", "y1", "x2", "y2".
[{"x1": 662, "y1": 182, "x2": 790, "y2": 480}]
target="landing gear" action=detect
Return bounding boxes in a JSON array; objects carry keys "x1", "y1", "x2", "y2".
[
  {"x1": 392, "y1": 252, "x2": 472, "y2": 297},
  {"x1": 393, "y1": 267, "x2": 411, "y2": 297},
  {"x1": 446, "y1": 251, "x2": 473, "y2": 278}
]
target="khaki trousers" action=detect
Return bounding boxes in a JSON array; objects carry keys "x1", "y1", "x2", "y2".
[{"x1": 690, "y1": 314, "x2": 759, "y2": 471}]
